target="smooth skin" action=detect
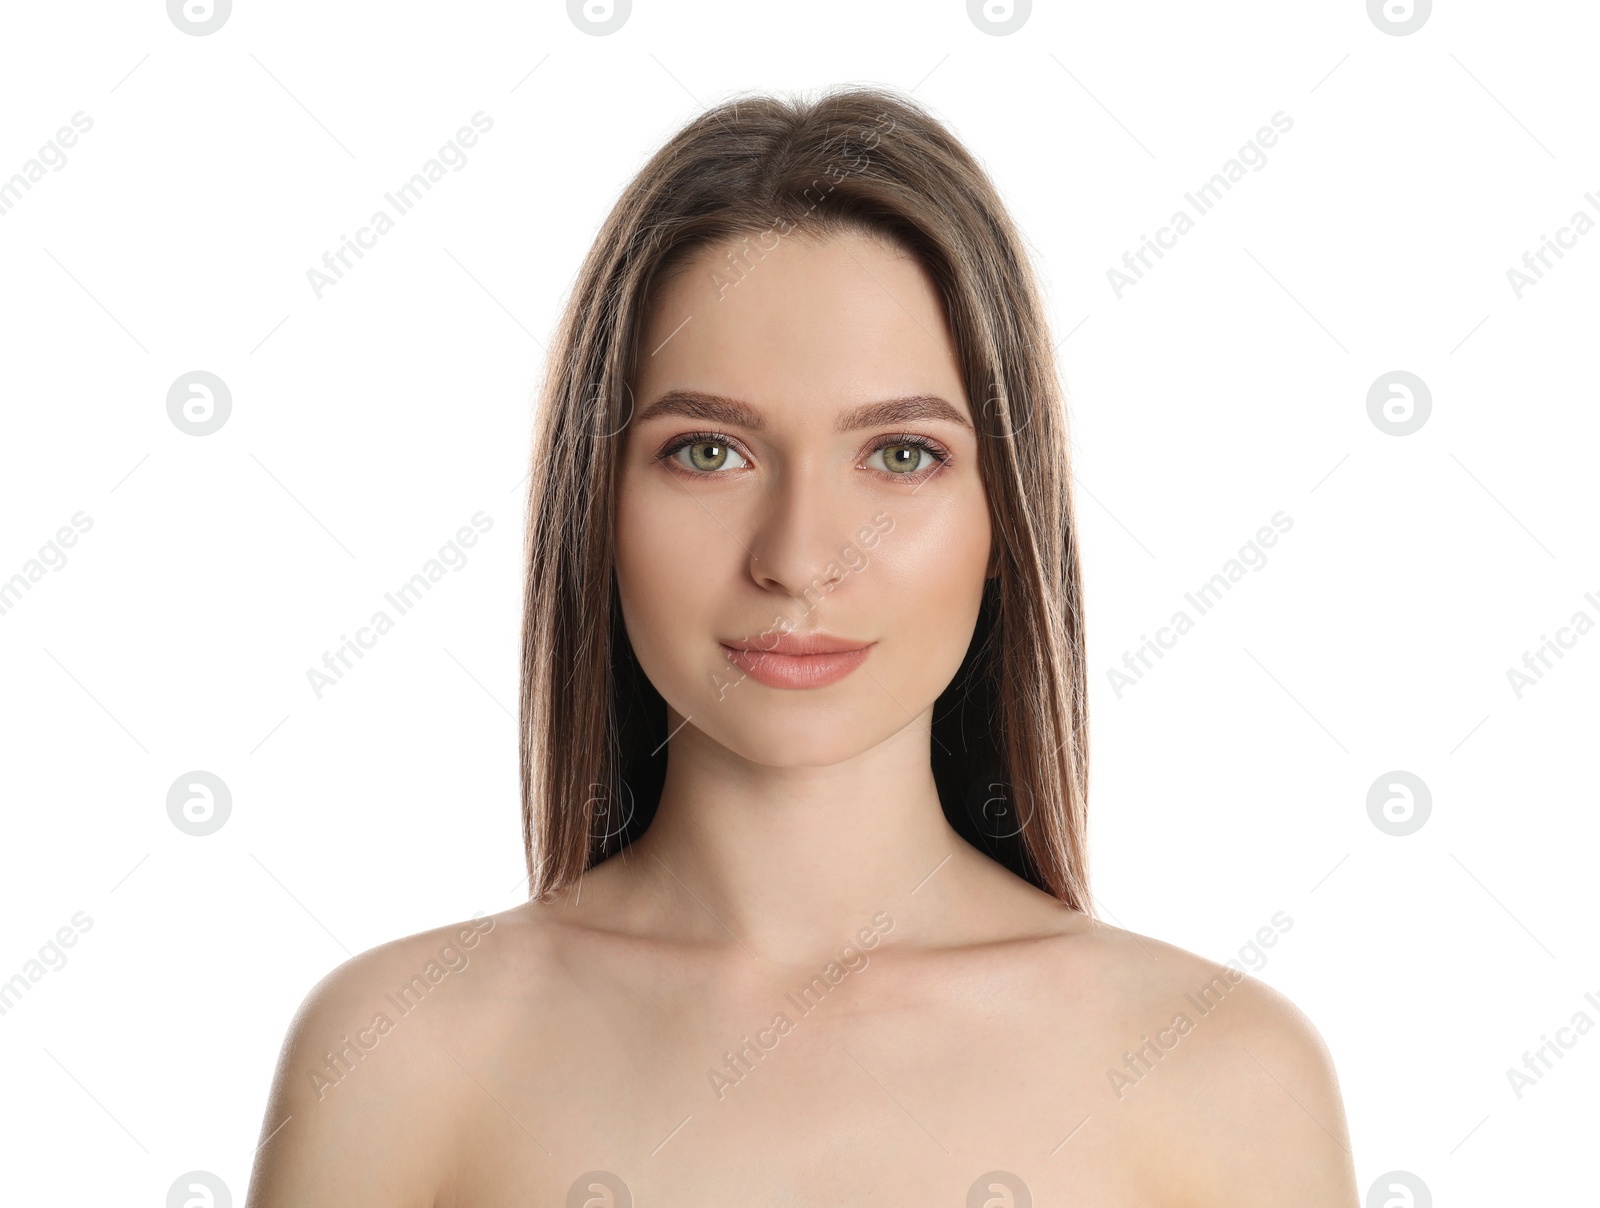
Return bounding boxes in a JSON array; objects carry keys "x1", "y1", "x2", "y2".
[{"x1": 246, "y1": 230, "x2": 1359, "y2": 1206}]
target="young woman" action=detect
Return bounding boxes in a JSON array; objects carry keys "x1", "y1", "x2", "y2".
[{"x1": 247, "y1": 87, "x2": 1357, "y2": 1206}]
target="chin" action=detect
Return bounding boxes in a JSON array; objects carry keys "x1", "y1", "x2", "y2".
[{"x1": 695, "y1": 692, "x2": 900, "y2": 768}]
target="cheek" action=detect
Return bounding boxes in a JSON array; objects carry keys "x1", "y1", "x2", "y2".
[
  {"x1": 613, "y1": 468, "x2": 730, "y2": 704},
  {"x1": 869, "y1": 484, "x2": 991, "y2": 670}
]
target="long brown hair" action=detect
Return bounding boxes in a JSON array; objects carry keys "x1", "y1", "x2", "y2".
[{"x1": 520, "y1": 86, "x2": 1090, "y2": 911}]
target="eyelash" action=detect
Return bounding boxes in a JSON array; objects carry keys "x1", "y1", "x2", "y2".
[{"x1": 655, "y1": 431, "x2": 952, "y2": 481}]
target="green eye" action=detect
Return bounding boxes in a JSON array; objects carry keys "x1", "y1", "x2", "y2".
[
  {"x1": 673, "y1": 440, "x2": 748, "y2": 473},
  {"x1": 870, "y1": 438, "x2": 940, "y2": 476},
  {"x1": 876, "y1": 441, "x2": 928, "y2": 473}
]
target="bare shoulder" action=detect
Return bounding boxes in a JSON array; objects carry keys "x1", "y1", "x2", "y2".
[
  {"x1": 1044, "y1": 916, "x2": 1359, "y2": 1206},
  {"x1": 244, "y1": 905, "x2": 553, "y2": 1208}
]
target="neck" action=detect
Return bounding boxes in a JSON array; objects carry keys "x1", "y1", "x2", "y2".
[{"x1": 607, "y1": 704, "x2": 968, "y2": 967}]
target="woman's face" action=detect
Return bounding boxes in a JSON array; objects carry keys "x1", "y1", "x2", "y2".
[{"x1": 615, "y1": 228, "x2": 993, "y2": 767}]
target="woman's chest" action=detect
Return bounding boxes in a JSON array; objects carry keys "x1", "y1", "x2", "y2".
[{"x1": 433, "y1": 967, "x2": 1171, "y2": 1206}]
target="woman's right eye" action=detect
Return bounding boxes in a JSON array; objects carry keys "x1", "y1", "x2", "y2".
[{"x1": 668, "y1": 439, "x2": 749, "y2": 474}]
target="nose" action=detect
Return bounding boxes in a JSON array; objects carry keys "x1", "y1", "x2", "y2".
[{"x1": 744, "y1": 460, "x2": 859, "y2": 606}]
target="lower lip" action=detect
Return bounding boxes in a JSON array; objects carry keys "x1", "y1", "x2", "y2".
[{"x1": 719, "y1": 643, "x2": 874, "y2": 690}]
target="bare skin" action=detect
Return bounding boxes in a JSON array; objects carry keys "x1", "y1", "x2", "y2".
[{"x1": 246, "y1": 230, "x2": 1358, "y2": 1206}]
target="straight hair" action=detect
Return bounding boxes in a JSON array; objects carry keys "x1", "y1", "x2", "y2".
[{"x1": 520, "y1": 86, "x2": 1091, "y2": 911}]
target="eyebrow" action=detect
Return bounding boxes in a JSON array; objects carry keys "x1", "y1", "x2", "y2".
[{"x1": 634, "y1": 389, "x2": 974, "y2": 434}]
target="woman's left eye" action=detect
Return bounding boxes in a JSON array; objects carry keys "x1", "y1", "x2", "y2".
[{"x1": 867, "y1": 440, "x2": 945, "y2": 476}]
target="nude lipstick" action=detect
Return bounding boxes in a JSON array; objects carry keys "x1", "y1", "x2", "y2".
[{"x1": 719, "y1": 632, "x2": 875, "y2": 690}]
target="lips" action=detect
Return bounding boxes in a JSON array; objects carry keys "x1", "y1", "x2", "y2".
[{"x1": 719, "y1": 632, "x2": 875, "y2": 690}]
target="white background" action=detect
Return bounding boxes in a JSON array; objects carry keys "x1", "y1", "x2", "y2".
[{"x1": 1, "y1": 0, "x2": 1594, "y2": 1202}]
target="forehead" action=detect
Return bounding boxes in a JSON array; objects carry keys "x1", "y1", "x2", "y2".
[{"x1": 633, "y1": 229, "x2": 968, "y2": 423}]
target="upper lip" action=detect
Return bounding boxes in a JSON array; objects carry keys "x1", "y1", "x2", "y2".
[{"x1": 721, "y1": 632, "x2": 874, "y2": 656}]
